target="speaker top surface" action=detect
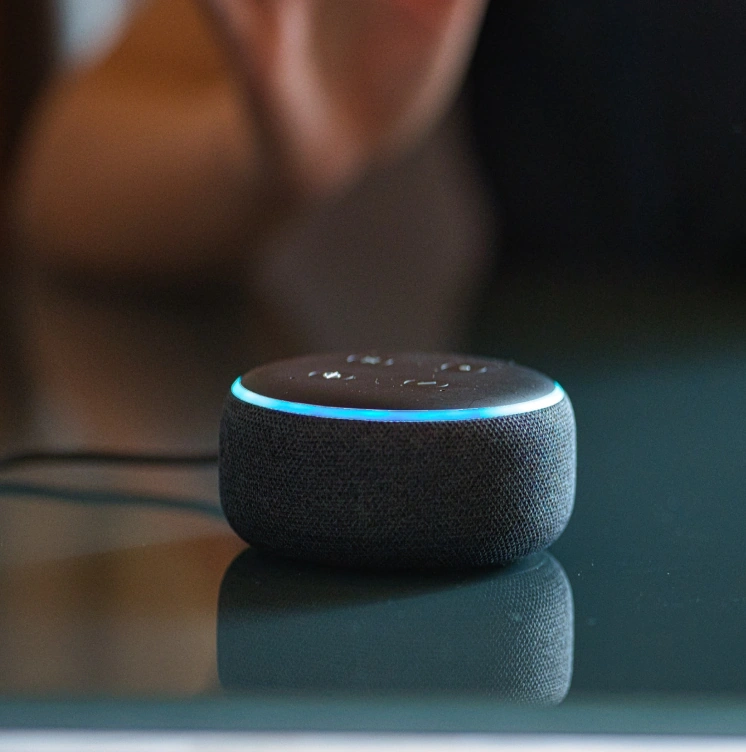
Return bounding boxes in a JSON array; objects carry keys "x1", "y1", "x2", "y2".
[{"x1": 235, "y1": 352, "x2": 560, "y2": 415}]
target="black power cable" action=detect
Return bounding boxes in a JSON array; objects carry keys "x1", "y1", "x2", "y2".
[
  {"x1": 0, "y1": 450, "x2": 219, "y2": 472},
  {"x1": 0, "y1": 481, "x2": 224, "y2": 519},
  {"x1": 0, "y1": 450, "x2": 223, "y2": 518}
]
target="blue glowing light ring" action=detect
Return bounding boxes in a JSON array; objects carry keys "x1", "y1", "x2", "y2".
[{"x1": 231, "y1": 378, "x2": 566, "y2": 422}]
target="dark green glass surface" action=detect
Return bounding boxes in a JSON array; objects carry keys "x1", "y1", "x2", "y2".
[{"x1": 2, "y1": 281, "x2": 746, "y2": 736}]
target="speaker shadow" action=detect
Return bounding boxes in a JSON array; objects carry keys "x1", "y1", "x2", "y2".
[{"x1": 217, "y1": 549, "x2": 574, "y2": 705}]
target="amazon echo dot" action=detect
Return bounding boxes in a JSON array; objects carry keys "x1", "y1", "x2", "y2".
[{"x1": 219, "y1": 352, "x2": 576, "y2": 570}]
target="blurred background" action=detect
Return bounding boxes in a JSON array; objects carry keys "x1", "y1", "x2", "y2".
[
  {"x1": 1, "y1": 0, "x2": 746, "y2": 454},
  {"x1": 0, "y1": 0, "x2": 495, "y2": 456},
  {"x1": 0, "y1": 0, "x2": 143, "y2": 452}
]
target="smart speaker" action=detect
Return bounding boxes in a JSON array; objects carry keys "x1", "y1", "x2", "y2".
[
  {"x1": 219, "y1": 352, "x2": 576, "y2": 569},
  {"x1": 218, "y1": 549, "x2": 574, "y2": 704}
]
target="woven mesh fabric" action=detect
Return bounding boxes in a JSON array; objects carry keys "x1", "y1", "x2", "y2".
[
  {"x1": 218, "y1": 549, "x2": 573, "y2": 705},
  {"x1": 219, "y1": 394, "x2": 576, "y2": 569}
]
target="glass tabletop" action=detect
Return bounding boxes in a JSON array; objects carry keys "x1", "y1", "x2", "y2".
[{"x1": 2, "y1": 280, "x2": 746, "y2": 738}]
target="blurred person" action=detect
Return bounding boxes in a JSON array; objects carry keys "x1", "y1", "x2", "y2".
[
  {"x1": 7, "y1": 0, "x2": 495, "y2": 451},
  {"x1": 8, "y1": 0, "x2": 746, "y2": 449},
  {"x1": 13, "y1": 0, "x2": 746, "y2": 341},
  {"x1": 11, "y1": 0, "x2": 493, "y2": 353}
]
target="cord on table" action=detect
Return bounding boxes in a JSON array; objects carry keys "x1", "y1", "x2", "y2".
[{"x1": 0, "y1": 450, "x2": 219, "y2": 471}]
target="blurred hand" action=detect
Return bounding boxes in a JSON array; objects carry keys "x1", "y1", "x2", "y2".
[{"x1": 198, "y1": 0, "x2": 487, "y2": 200}]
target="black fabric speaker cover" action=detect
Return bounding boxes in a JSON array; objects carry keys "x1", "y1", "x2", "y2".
[{"x1": 219, "y1": 354, "x2": 576, "y2": 570}]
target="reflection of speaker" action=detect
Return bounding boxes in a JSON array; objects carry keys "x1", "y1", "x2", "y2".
[
  {"x1": 220, "y1": 353, "x2": 576, "y2": 569},
  {"x1": 217, "y1": 549, "x2": 574, "y2": 705}
]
